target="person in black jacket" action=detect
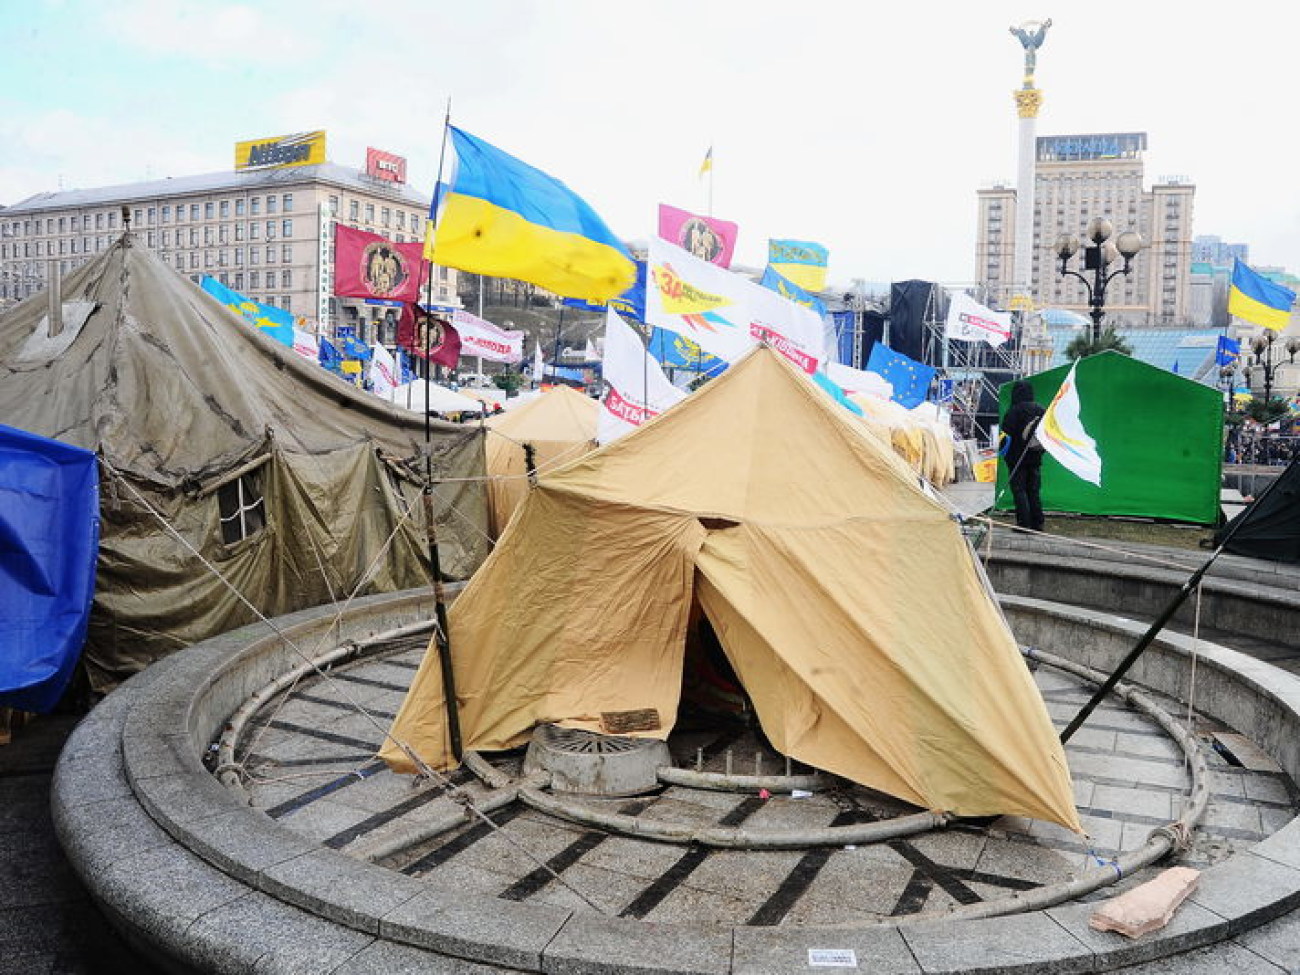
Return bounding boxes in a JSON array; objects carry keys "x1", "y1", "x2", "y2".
[{"x1": 1003, "y1": 379, "x2": 1046, "y2": 532}]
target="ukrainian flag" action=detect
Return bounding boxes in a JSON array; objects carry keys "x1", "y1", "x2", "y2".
[
  {"x1": 1228, "y1": 259, "x2": 1296, "y2": 330},
  {"x1": 425, "y1": 127, "x2": 635, "y2": 303}
]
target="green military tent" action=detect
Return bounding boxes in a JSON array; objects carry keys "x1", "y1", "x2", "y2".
[
  {"x1": 0, "y1": 234, "x2": 489, "y2": 692},
  {"x1": 997, "y1": 351, "x2": 1223, "y2": 524}
]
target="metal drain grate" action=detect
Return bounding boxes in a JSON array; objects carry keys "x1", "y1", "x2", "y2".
[{"x1": 525, "y1": 723, "x2": 670, "y2": 796}]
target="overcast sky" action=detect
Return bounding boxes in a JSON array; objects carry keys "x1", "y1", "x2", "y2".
[{"x1": 3, "y1": 1, "x2": 1298, "y2": 291}]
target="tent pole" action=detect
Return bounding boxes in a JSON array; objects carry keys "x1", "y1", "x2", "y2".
[
  {"x1": 420, "y1": 100, "x2": 463, "y2": 763},
  {"x1": 1058, "y1": 457, "x2": 1288, "y2": 744}
]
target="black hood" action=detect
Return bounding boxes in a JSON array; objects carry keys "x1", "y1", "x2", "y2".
[{"x1": 1011, "y1": 380, "x2": 1036, "y2": 405}]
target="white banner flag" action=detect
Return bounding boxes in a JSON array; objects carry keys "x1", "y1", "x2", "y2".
[
  {"x1": 945, "y1": 291, "x2": 1012, "y2": 347},
  {"x1": 530, "y1": 339, "x2": 544, "y2": 383},
  {"x1": 451, "y1": 309, "x2": 525, "y2": 363},
  {"x1": 291, "y1": 327, "x2": 319, "y2": 362},
  {"x1": 368, "y1": 342, "x2": 398, "y2": 399},
  {"x1": 598, "y1": 307, "x2": 685, "y2": 444},
  {"x1": 647, "y1": 236, "x2": 825, "y2": 373},
  {"x1": 1040, "y1": 361, "x2": 1102, "y2": 486}
]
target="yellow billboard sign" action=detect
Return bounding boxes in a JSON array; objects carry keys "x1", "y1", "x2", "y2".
[{"x1": 234, "y1": 131, "x2": 326, "y2": 171}]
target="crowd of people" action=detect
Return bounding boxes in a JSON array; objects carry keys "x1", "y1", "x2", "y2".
[{"x1": 1225, "y1": 427, "x2": 1300, "y2": 467}]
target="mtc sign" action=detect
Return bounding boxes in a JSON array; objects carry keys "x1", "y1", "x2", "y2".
[
  {"x1": 235, "y1": 131, "x2": 327, "y2": 171},
  {"x1": 366, "y1": 148, "x2": 407, "y2": 184}
]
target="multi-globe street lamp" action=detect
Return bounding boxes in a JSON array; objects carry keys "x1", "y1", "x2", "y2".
[
  {"x1": 1053, "y1": 218, "x2": 1144, "y2": 344},
  {"x1": 1247, "y1": 328, "x2": 1300, "y2": 405}
]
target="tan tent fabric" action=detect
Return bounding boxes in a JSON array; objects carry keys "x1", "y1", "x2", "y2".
[
  {"x1": 382, "y1": 347, "x2": 1079, "y2": 831},
  {"x1": 483, "y1": 386, "x2": 598, "y2": 537},
  {"x1": 850, "y1": 394, "x2": 955, "y2": 485},
  {"x1": 0, "y1": 235, "x2": 489, "y2": 689}
]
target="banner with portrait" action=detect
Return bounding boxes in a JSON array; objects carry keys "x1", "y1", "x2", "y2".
[
  {"x1": 334, "y1": 224, "x2": 426, "y2": 303},
  {"x1": 657, "y1": 204, "x2": 737, "y2": 269}
]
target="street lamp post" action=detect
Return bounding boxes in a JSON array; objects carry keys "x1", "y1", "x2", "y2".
[
  {"x1": 1248, "y1": 329, "x2": 1300, "y2": 405},
  {"x1": 1053, "y1": 218, "x2": 1144, "y2": 344}
]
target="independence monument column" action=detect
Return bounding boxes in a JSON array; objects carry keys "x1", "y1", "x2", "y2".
[{"x1": 1009, "y1": 19, "x2": 1051, "y2": 311}]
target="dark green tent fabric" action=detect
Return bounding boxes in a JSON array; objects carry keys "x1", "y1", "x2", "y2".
[
  {"x1": 0, "y1": 234, "x2": 489, "y2": 691},
  {"x1": 996, "y1": 352, "x2": 1223, "y2": 524},
  {"x1": 1213, "y1": 458, "x2": 1300, "y2": 561}
]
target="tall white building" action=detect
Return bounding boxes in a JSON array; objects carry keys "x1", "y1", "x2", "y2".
[{"x1": 976, "y1": 132, "x2": 1196, "y2": 327}]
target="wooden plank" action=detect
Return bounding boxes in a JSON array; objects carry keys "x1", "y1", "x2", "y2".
[{"x1": 1212, "y1": 732, "x2": 1282, "y2": 773}]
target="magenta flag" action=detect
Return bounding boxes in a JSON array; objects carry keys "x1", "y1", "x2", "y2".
[{"x1": 657, "y1": 203, "x2": 738, "y2": 269}]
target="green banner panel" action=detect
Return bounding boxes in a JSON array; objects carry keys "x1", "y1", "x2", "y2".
[{"x1": 997, "y1": 352, "x2": 1224, "y2": 524}]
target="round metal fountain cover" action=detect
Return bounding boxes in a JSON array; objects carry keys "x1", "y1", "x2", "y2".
[{"x1": 524, "y1": 724, "x2": 670, "y2": 796}]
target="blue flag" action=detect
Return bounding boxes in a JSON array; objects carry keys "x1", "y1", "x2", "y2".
[
  {"x1": 759, "y1": 265, "x2": 827, "y2": 318},
  {"x1": 341, "y1": 336, "x2": 373, "y2": 361},
  {"x1": 562, "y1": 260, "x2": 648, "y2": 322},
  {"x1": 200, "y1": 275, "x2": 295, "y2": 348},
  {"x1": 1215, "y1": 335, "x2": 1241, "y2": 367},
  {"x1": 866, "y1": 343, "x2": 935, "y2": 409},
  {"x1": 397, "y1": 348, "x2": 418, "y2": 385},
  {"x1": 318, "y1": 337, "x2": 345, "y2": 374},
  {"x1": 648, "y1": 327, "x2": 726, "y2": 373}
]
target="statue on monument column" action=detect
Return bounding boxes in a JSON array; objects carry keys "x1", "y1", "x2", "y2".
[{"x1": 1009, "y1": 19, "x2": 1052, "y2": 84}]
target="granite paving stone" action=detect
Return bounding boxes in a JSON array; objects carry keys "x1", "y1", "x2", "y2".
[{"x1": 542, "y1": 914, "x2": 732, "y2": 975}]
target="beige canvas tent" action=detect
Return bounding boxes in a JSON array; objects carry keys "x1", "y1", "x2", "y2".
[
  {"x1": 483, "y1": 385, "x2": 598, "y2": 536},
  {"x1": 382, "y1": 346, "x2": 1079, "y2": 831},
  {"x1": 0, "y1": 235, "x2": 489, "y2": 690}
]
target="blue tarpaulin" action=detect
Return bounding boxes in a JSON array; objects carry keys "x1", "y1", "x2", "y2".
[{"x1": 0, "y1": 425, "x2": 99, "y2": 712}]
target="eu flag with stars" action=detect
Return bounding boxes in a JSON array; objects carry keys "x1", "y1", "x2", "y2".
[
  {"x1": 866, "y1": 342, "x2": 935, "y2": 409},
  {"x1": 318, "y1": 337, "x2": 345, "y2": 374}
]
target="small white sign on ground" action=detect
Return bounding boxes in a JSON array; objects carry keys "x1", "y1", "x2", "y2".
[{"x1": 808, "y1": 947, "x2": 858, "y2": 967}]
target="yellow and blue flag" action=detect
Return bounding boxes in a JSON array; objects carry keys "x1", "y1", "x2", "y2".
[
  {"x1": 200, "y1": 276, "x2": 294, "y2": 347},
  {"x1": 768, "y1": 238, "x2": 829, "y2": 294},
  {"x1": 425, "y1": 126, "x2": 635, "y2": 303},
  {"x1": 1215, "y1": 335, "x2": 1240, "y2": 367},
  {"x1": 760, "y1": 265, "x2": 827, "y2": 318},
  {"x1": 1228, "y1": 259, "x2": 1295, "y2": 330},
  {"x1": 699, "y1": 146, "x2": 713, "y2": 177}
]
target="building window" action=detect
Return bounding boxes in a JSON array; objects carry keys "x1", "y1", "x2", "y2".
[
  {"x1": 265, "y1": 245, "x2": 276, "y2": 263},
  {"x1": 266, "y1": 196, "x2": 278, "y2": 215},
  {"x1": 217, "y1": 471, "x2": 266, "y2": 545},
  {"x1": 281, "y1": 244, "x2": 292, "y2": 263},
  {"x1": 175, "y1": 255, "x2": 184, "y2": 271},
  {"x1": 220, "y1": 200, "x2": 230, "y2": 218},
  {"x1": 281, "y1": 295, "x2": 290, "y2": 310},
  {"x1": 364, "y1": 203, "x2": 375, "y2": 223},
  {"x1": 266, "y1": 223, "x2": 276, "y2": 240},
  {"x1": 396, "y1": 211, "x2": 406, "y2": 230},
  {"x1": 204, "y1": 227, "x2": 213, "y2": 245},
  {"x1": 218, "y1": 225, "x2": 229, "y2": 244},
  {"x1": 281, "y1": 270, "x2": 292, "y2": 288},
  {"x1": 281, "y1": 219, "x2": 292, "y2": 238},
  {"x1": 349, "y1": 200, "x2": 359, "y2": 220},
  {"x1": 190, "y1": 253, "x2": 199, "y2": 268},
  {"x1": 204, "y1": 251, "x2": 214, "y2": 268},
  {"x1": 190, "y1": 204, "x2": 200, "y2": 221},
  {"x1": 251, "y1": 197, "x2": 261, "y2": 215},
  {"x1": 381, "y1": 207, "x2": 391, "y2": 227},
  {"x1": 250, "y1": 270, "x2": 260, "y2": 288},
  {"x1": 250, "y1": 222, "x2": 260, "y2": 240},
  {"x1": 147, "y1": 207, "x2": 156, "y2": 225},
  {"x1": 204, "y1": 202, "x2": 214, "y2": 219},
  {"x1": 250, "y1": 249, "x2": 260, "y2": 265},
  {"x1": 282, "y1": 193, "x2": 293, "y2": 212},
  {"x1": 147, "y1": 231, "x2": 156, "y2": 247},
  {"x1": 218, "y1": 249, "x2": 227, "y2": 267},
  {"x1": 189, "y1": 228, "x2": 198, "y2": 246},
  {"x1": 234, "y1": 272, "x2": 244, "y2": 289},
  {"x1": 162, "y1": 206, "x2": 171, "y2": 223},
  {"x1": 235, "y1": 247, "x2": 244, "y2": 266},
  {"x1": 328, "y1": 195, "x2": 339, "y2": 215}
]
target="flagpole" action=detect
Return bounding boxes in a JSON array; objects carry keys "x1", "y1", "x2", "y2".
[
  {"x1": 1058, "y1": 450, "x2": 1294, "y2": 744},
  {"x1": 421, "y1": 97, "x2": 463, "y2": 763}
]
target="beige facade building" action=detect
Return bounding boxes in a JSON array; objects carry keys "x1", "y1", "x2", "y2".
[
  {"x1": 0, "y1": 145, "x2": 459, "y2": 342},
  {"x1": 976, "y1": 132, "x2": 1196, "y2": 327}
]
